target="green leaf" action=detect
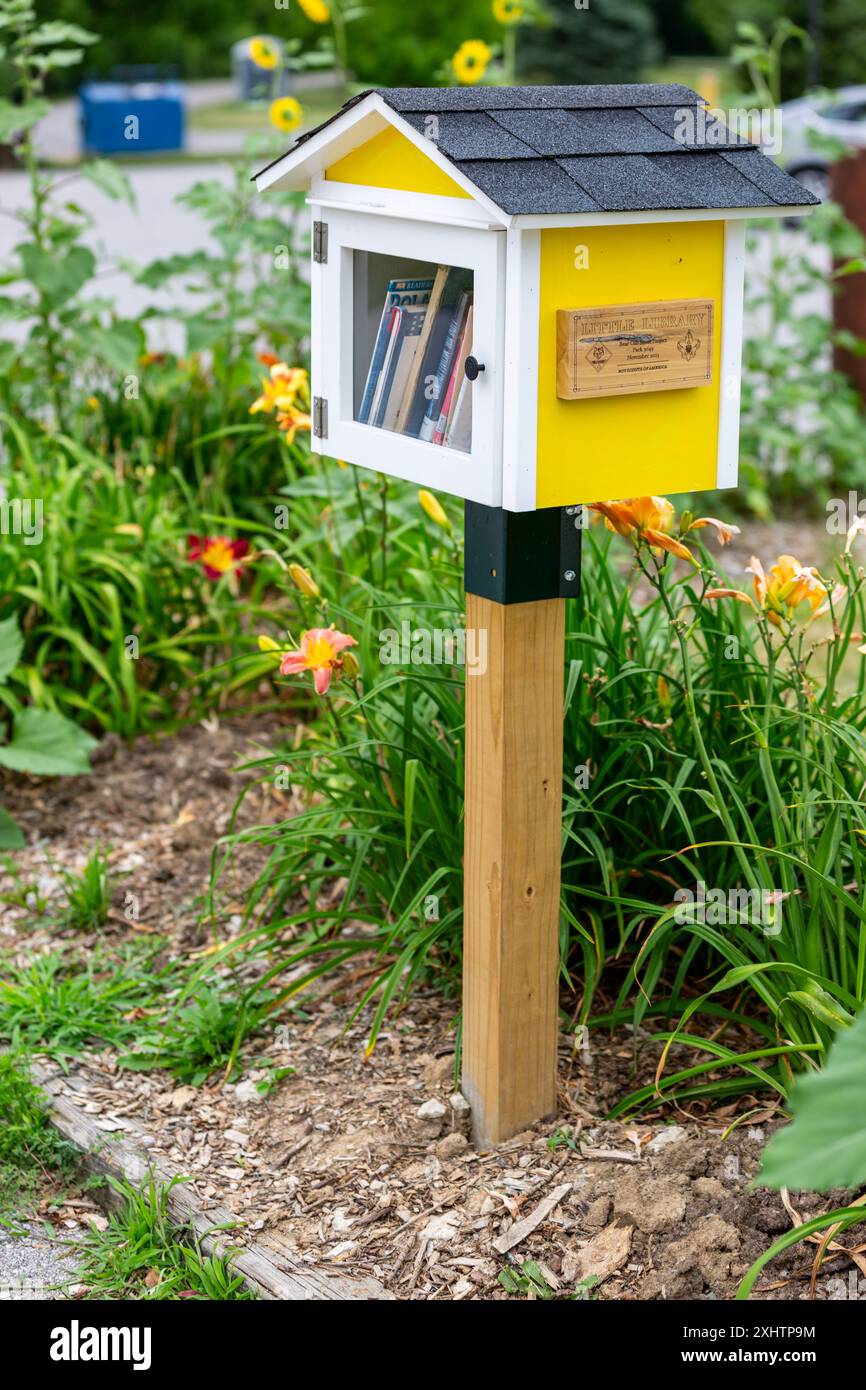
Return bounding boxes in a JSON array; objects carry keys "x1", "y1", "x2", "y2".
[
  {"x1": 0, "y1": 806, "x2": 25, "y2": 850},
  {"x1": 29, "y1": 22, "x2": 99, "y2": 47},
  {"x1": 18, "y1": 243, "x2": 94, "y2": 307},
  {"x1": 758, "y1": 1006, "x2": 866, "y2": 1190},
  {"x1": 0, "y1": 97, "x2": 50, "y2": 142},
  {"x1": 79, "y1": 160, "x2": 135, "y2": 207},
  {"x1": 0, "y1": 707, "x2": 97, "y2": 776},
  {"x1": 0, "y1": 614, "x2": 24, "y2": 685}
]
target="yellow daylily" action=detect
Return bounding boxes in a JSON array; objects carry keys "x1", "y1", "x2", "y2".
[
  {"x1": 288, "y1": 563, "x2": 320, "y2": 598},
  {"x1": 418, "y1": 489, "x2": 451, "y2": 531},
  {"x1": 249, "y1": 363, "x2": 309, "y2": 416}
]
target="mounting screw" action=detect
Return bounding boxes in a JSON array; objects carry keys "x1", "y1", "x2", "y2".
[
  {"x1": 563, "y1": 569, "x2": 576, "y2": 583},
  {"x1": 464, "y1": 356, "x2": 485, "y2": 381},
  {"x1": 565, "y1": 506, "x2": 578, "y2": 515}
]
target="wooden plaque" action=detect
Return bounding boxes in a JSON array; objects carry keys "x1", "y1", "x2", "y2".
[{"x1": 556, "y1": 298, "x2": 714, "y2": 401}]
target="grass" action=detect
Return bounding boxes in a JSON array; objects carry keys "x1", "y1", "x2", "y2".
[
  {"x1": 56, "y1": 846, "x2": 113, "y2": 932},
  {"x1": 74, "y1": 1176, "x2": 256, "y2": 1300},
  {"x1": 0, "y1": 1053, "x2": 78, "y2": 1222},
  {"x1": 0, "y1": 948, "x2": 166, "y2": 1060}
]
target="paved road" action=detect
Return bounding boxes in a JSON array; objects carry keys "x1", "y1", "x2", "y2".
[{"x1": 0, "y1": 161, "x2": 239, "y2": 353}]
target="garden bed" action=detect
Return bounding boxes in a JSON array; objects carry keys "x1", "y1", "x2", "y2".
[{"x1": 3, "y1": 716, "x2": 863, "y2": 1302}]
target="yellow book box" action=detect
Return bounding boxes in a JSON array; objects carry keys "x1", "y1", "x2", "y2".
[
  {"x1": 255, "y1": 83, "x2": 816, "y2": 516},
  {"x1": 256, "y1": 85, "x2": 817, "y2": 1145}
]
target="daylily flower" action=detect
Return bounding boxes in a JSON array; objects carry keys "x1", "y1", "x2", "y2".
[
  {"x1": 249, "y1": 363, "x2": 309, "y2": 417},
  {"x1": 845, "y1": 515, "x2": 866, "y2": 554},
  {"x1": 687, "y1": 515, "x2": 740, "y2": 546},
  {"x1": 188, "y1": 535, "x2": 250, "y2": 581},
  {"x1": 708, "y1": 554, "x2": 839, "y2": 627},
  {"x1": 276, "y1": 403, "x2": 312, "y2": 443},
  {"x1": 588, "y1": 497, "x2": 697, "y2": 564},
  {"x1": 418, "y1": 489, "x2": 451, "y2": 531},
  {"x1": 288, "y1": 562, "x2": 320, "y2": 597},
  {"x1": 279, "y1": 627, "x2": 358, "y2": 695}
]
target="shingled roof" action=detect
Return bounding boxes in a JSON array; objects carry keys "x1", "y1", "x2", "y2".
[{"x1": 258, "y1": 83, "x2": 818, "y2": 217}]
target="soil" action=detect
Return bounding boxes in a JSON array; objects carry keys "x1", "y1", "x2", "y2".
[{"x1": 2, "y1": 712, "x2": 864, "y2": 1303}]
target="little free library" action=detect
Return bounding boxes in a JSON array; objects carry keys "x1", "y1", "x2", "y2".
[{"x1": 255, "y1": 83, "x2": 816, "y2": 1146}]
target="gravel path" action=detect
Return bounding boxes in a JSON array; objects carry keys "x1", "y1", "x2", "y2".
[{"x1": 0, "y1": 1223, "x2": 79, "y2": 1301}]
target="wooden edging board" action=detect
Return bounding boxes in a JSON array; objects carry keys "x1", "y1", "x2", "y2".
[{"x1": 30, "y1": 1060, "x2": 392, "y2": 1302}]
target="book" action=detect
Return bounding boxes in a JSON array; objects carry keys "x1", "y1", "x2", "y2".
[
  {"x1": 433, "y1": 305, "x2": 473, "y2": 446},
  {"x1": 394, "y1": 266, "x2": 473, "y2": 437},
  {"x1": 392, "y1": 265, "x2": 450, "y2": 437},
  {"x1": 357, "y1": 277, "x2": 433, "y2": 425},
  {"x1": 381, "y1": 308, "x2": 427, "y2": 432},
  {"x1": 445, "y1": 367, "x2": 472, "y2": 454},
  {"x1": 418, "y1": 290, "x2": 470, "y2": 443},
  {"x1": 368, "y1": 306, "x2": 400, "y2": 427}
]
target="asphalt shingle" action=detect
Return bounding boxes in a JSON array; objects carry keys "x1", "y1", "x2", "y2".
[
  {"x1": 720, "y1": 148, "x2": 818, "y2": 204},
  {"x1": 558, "y1": 154, "x2": 699, "y2": 211},
  {"x1": 637, "y1": 104, "x2": 756, "y2": 149},
  {"x1": 401, "y1": 110, "x2": 537, "y2": 160},
  {"x1": 647, "y1": 153, "x2": 777, "y2": 208},
  {"x1": 489, "y1": 107, "x2": 679, "y2": 156},
  {"x1": 455, "y1": 158, "x2": 602, "y2": 214},
  {"x1": 257, "y1": 83, "x2": 821, "y2": 214}
]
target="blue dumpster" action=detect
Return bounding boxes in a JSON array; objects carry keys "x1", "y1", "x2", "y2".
[{"x1": 79, "y1": 79, "x2": 185, "y2": 155}]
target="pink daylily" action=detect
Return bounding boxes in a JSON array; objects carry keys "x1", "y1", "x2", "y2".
[{"x1": 279, "y1": 627, "x2": 357, "y2": 695}]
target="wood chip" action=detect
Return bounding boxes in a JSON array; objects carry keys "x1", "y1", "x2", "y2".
[{"x1": 493, "y1": 1182, "x2": 571, "y2": 1254}]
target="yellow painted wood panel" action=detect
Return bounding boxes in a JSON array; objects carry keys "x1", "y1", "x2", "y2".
[
  {"x1": 536, "y1": 221, "x2": 725, "y2": 506},
  {"x1": 463, "y1": 593, "x2": 563, "y2": 1146},
  {"x1": 325, "y1": 126, "x2": 471, "y2": 199}
]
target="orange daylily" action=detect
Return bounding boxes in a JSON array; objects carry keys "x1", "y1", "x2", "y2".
[
  {"x1": 276, "y1": 403, "x2": 312, "y2": 443},
  {"x1": 249, "y1": 362, "x2": 309, "y2": 417},
  {"x1": 588, "y1": 497, "x2": 697, "y2": 564},
  {"x1": 279, "y1": 627, "x2": 358, "y2": 695},
  {"x1": 708, "y1": 554, "x2": 840, "y2": 627}
]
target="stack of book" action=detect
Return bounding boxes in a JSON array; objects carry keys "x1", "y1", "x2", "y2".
[{"x1": 357, "y1": 266, "x2": 473, "y2": 453}]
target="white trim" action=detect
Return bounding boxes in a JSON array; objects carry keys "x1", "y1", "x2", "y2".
[
  {"x1": 501, "y1": 228, "x2": 540, "y2": 512},
  {"x1": 511, "y1": 205, "x2": 815, "y2": 230},
  {"x1": 314, "y1": 206, "x2": 505, "y2": 507},
  {"x1": 309, "y1": 200, "x2": 327, "y2": 462},
  {"x1": 716, "y1": 219, "x2": 746, "y2": 489},
  {"x1": 309, "y1": 176, "x2": 500, "y2": 229}
]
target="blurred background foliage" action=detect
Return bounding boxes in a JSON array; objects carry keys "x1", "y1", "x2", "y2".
[{"x1": 37, "y1": 0, "x2": 865, "y2": 94}]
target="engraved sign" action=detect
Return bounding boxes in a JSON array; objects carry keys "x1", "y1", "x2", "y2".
[{"x1": 556, "y1": 298, "x2": 714, "y2": 400}]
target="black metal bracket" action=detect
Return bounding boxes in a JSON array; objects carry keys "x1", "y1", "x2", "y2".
[{"x1": 464, "y1": 502, "x2": 582, "y2": 605}]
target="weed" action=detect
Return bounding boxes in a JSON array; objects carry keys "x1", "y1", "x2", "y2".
[{"x1": 74, "y1": 1176, "x2": 256, "y2": 1300}]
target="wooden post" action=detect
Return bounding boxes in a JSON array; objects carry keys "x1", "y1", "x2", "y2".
[{"x1": 462, "y1": 592, "x2": 564, "y2": 1146}]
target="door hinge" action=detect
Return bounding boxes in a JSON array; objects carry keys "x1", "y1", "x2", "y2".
[
  {"x1": 312, "y1": 396, "x2": 328, "y2": 439},
  {"x1": 313, "y1": 220, "x2": 328, "y2": 264}
]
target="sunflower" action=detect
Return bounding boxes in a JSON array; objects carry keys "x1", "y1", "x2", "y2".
[
  {"x1": 269, "y1": 96, "x2": 303, "y2": 133},
  {"x1": 493, "y1": 0, "x2": 524, "y2": 23},
  {"x1": 297, "y1": 0, "x2": 331, "y2": 20},
  {"x1": 249, "y1": 36, "x2": 279, "y2": 70},
  {"x1": 452, "y1": 39, "x2": 493, "y2": 86}
]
